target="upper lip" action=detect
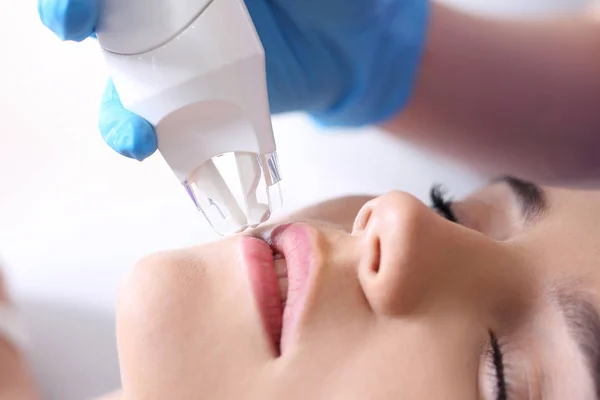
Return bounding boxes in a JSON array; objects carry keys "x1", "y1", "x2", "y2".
[{"x1": 269, "y1": 222, "x2": 315, "y2": 354}]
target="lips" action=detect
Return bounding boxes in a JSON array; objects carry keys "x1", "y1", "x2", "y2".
[{"x1": 241, "y1": 223, "x2": 314, "y2": 355}]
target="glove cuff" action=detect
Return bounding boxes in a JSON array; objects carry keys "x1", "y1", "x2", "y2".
[{"x1": 309, "y1": 0, "x2": 430, "y2": 128}]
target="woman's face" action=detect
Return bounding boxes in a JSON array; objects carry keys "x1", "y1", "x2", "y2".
[{"x1": 116, "y1": 177, "x2": 600, "y2": 399}]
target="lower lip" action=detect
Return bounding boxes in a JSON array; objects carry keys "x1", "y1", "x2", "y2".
[{"x1": 239, "y1": 236, "x2": 283, "y2": 355}]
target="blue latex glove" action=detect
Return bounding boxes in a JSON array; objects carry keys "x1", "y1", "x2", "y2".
[{"x1": 38, "y1": 0, "x2": 429, "y2": 161}]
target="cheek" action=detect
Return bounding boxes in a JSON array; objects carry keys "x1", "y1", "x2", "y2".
[
  {"x1": 279, "y1": 314, "x2": 487, "y2": 399},
  {"x1": 355, "y1": 317, "x2": 486, "y2": 398}
]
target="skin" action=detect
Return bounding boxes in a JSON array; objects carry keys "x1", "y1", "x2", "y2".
[
  {"x1": 0, "y1": 269, "x2": 40, "y2": 400},
  {"x1": 383, "y1": 3, "x2": 600, "y2": 184},
  {"x1": 3, "y1": 180, "x2": 600, "y2": 398},
  {"x1": 105, "y1": 178, "x2": 600, "y2": 399}
]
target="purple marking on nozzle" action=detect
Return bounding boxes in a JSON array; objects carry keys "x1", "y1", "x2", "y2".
[{"x1": 183, "y1": 181, "x2": 201, "y2": 209}]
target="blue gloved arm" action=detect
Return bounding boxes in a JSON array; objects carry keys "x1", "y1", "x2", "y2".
[{"x1": 38, "y1": 0, "x2": 429, "y2": 160}]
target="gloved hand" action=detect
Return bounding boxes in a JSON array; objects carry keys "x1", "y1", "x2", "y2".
[{"x1": 38, "y1": 0, "x2": 429, "y2": 161}]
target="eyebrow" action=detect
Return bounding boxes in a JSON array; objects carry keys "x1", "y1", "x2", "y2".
[
  {"x1": 491, "y1": 176, "x2": 547, "y2": 223},
  {"x1": 557, "y1": 292, "x2": 600, "y2": 398}
]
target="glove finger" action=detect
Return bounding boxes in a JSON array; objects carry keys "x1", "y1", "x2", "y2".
[
  {"x1": 38, "y1": 0, "x2": 98, "y2": 42},
  {"x1": 99, "y1": 80, "x2": 158, "y2": 161}
]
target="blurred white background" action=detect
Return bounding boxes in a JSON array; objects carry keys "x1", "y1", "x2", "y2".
[{"x1": 0, "y1": 0, "x2": 594, "y2": 398}]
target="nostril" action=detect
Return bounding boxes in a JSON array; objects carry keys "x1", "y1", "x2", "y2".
[
  {"x1": 361, "y1": 232, "x2": 381, "y2": 276},
  {"x1": 370, "y1": 236, "x2": 381, "y2": 274},
  {"x1": 353, "y1": 203, "x2": 374, "y2": 234}
]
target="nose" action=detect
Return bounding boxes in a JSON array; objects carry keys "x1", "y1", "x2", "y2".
[
  {"x1": 355, "y1": 191, "x2": 531, "y2": 319},
  {"x1": 355, "y1": 191, "x2": 440, "y2": 316}
]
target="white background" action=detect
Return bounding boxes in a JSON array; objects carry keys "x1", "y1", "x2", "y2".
[{"x1": 0, "y1": 0, "x2": 593, "y2": 398}]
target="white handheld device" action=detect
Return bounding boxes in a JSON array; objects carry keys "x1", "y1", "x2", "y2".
[{"x1": 95, "y1": 0, "x2": 282, "y2": 236}]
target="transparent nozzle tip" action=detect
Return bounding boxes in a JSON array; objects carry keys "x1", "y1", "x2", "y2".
[{"x1": 183, "y1": 151, "x2": 282, "y2": 236}]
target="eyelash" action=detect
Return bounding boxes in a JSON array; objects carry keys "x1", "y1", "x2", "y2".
[
  {"x1": 429, "y1": 185, "x2": 458, "y2": 223},
  {"x1": 430, "y1": 185, "x2": 509, "y2": 399},
  {"x1": 489, "y1": 332, "x2": 509, "y2": 400}
]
